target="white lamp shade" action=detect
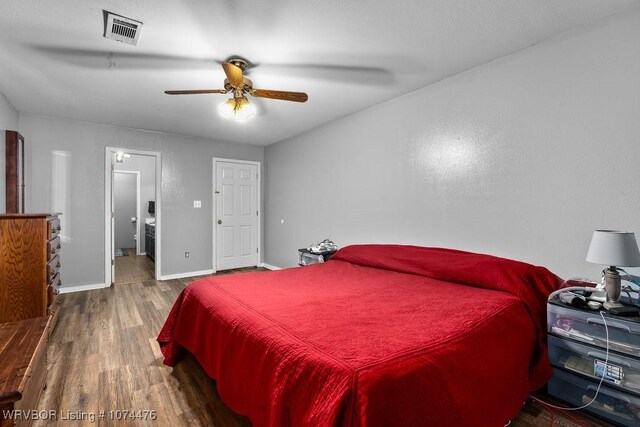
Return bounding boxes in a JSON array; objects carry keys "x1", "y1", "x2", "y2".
[
  {"x1": 218, "y1": 98, "x2": 236, "y2": 119},
  {"x1": 586, "y1": 230, "x2": 640, "y2": 267},
  {"x1": 234, "y1": 98, "x2": 256, "y2": 121},
  {"x1": 217, "y1": 97, "x2": 256, "y2": 121}
]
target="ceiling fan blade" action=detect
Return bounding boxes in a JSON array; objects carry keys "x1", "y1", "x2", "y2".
[
  {"x1": 254, "y1": 63, "x2": 394, "y2": 86},
  {"x1": 32, "y1": 46, "x2": 224, "y2": 70},
  {"x1": 164, "y1": 89, "x2": 227, "y2": 95},
  {"x1": 251, "y1": 89, "x2": 308, "y2": 103},
  {"x1": 222, "y1": 62, "x2": 244, "y2": 88}
]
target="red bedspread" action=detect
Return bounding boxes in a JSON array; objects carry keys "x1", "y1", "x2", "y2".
[{"x1": 158, "y1": 245, "x2": 562, "y2": 426}]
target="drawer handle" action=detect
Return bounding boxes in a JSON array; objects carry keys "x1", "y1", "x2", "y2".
[
  {"x1": 56, "y1": 262, "x2": 61, "y2": 268},
  {"x1": 51, "y1": 248, "x2": 56, "y2": 254},
  {"x1": 587, "y1": 351, "x2": 631, "y2": 367},
  {"x1": 587, "y1": 385, "x2": 630, "y2": 403},
  {"x1": 57, "y1": 280, "x2": 62, "y2": 287},
  {"x1": 57, "y1": 244, "x2": 61, "y2": 249},
  {"x1": 587, "y1": 317, "x2": 631, "y2": 332},
  {"x1": 54, "y1": 289, "x2": 60, "y2": 295},
  {"x1": 57, "y1": 226, "x2": 62, "y2": 231}
]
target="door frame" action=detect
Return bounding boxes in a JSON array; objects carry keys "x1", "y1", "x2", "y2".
[
  {"x1": 212, "y1": 157, "x2": 261, "y2": 273},
  {"x1": 113, "y1": 170, "x2": 141, "y2": 256},
  {"x1": 105, "y1": 148, "x2": 162, "y2": 286}
]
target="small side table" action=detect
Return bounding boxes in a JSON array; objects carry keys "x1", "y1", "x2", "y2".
[
  {"x1": 547, "y1": 295, "x2": 640, "y2": 425},
  {"x1": 298, "y1": 248, "x2": 337, "y2": 266}
]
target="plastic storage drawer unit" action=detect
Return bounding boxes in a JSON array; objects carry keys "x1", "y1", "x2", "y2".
[
  {"x1": 548, "y1": 303, "x2": 640, "y2": 357},
  {"x1": 548, "y1": 335, "x2": 640, "y2": 396},
  {"x1": 549, "y1": 368, "x2": 640, "y2": 426}
]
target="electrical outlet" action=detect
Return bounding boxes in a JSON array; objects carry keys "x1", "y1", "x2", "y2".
[
  {"x1": 194, "y1": 200, "x2": 202, "y2": 208},
  {"x1": 185, "y1": 252, "x2": 190, "y2": 258}
]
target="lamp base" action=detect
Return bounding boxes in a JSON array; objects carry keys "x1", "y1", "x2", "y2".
[
  {"x1": 603, "y1": 300, "x2": 624, "y2": 310},
  {"x1": 604, "y1": 267, "x2": 623, "y2": 311}
]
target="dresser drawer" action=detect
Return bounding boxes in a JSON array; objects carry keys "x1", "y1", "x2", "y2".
[
  {"x1": 47, "y1": 255, "x2": 61, "y2": 283},
  {"x1": 47, "y1": 218, "x2": 61, "y2": 240},
  {"x1": 47, "y1": 235, "x2": 61, "y2": 261},
  {"x1": 50, "y1": 272, "x2": 61, "y2": 289},
  {"x1": 47, "y1": 284, "x2": 54, "y2": 308},
  {"x1": 548, "y1": 303, "x2": 640, "y2": 357},
  {"x1": 549, "y1": 335, "x2": 640, "y2": 395},
  {"x1": 47, "y1": 274, "x2": 61, "y2": 308},
  {"x1": 549, "y1": 368, "x2": 640, "y2": 426},
  {"x1": 47, "y1": 284, "x2": 59, "y2": 309}
]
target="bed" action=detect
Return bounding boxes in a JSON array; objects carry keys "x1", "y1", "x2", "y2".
[{"x1": 158, "y1": 244, "x2": 562, "y2": 426}]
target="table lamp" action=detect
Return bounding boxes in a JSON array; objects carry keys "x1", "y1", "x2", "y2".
[{"x1": 586, "y1": 230, "x2": 640, "y2": 309}]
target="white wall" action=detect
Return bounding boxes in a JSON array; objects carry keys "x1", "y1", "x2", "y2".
[
  {"x1": 115, "y1": 154, "x2": 155, "y2": 253},
  {"x1": 0, "y1": 92, "x2": 19, "y2": 213},
  {"x1": 19, "y1": 113, "x2": 263, "y2": 288},
  {"x1": 0, "y1": 92, "x2": 18, "y2": 129},
  {"x1": 264, "y1": 9, "x2": 640, "y2": 279}
]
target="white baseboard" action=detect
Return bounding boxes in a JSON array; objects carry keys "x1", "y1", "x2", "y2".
[
  {"x1": 259, "y1": 263, "x2": 281, "y2": 270},
  {"x1": 59, "y1": 282, "x2": 109, "y2": 294},
  {"x1": 159, "y1": 269, "x2": 214, "y2": 281},
  {"x1": 59, "y1": 264, "x2": 276, "y2": 293},
  {"x1": 138, "y1": 251, "x2": 146, "y2": 256}
]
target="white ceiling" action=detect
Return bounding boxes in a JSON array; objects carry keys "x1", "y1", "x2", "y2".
[{"x1": 0, "y1": 0, "x2": 638, "y2": 146}]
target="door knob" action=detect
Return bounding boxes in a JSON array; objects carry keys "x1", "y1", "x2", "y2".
[{"x1": 217, "y1": 220, "x2": 222, "y2": 225}]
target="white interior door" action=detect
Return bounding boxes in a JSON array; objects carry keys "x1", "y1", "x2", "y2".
[{"x1": 215, "y1": 161, "x2": 258, "y2": 270}]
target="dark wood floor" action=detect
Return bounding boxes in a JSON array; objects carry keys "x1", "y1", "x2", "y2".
[
  {"x1": 114, "y1": 248, "x2": 155, "y2": 285},
  {"x1": 35, "y1": 267, "x2": 613, "y2": 426}
]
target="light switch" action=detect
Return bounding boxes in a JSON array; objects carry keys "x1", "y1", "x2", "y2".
[{"x1": 194, "y1": 200, "x2": 202, "y2": 208}]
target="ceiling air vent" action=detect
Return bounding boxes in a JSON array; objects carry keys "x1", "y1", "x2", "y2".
[{"x1": 104, "y1": 12, "x2": 143, "y2": 46}]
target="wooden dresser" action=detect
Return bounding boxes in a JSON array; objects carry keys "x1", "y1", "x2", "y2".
[
  {"x1": 0, "y1": 213, "x2": 62, "y2": 325},
  {"x1": 0, "y1": 213, "x2": 62, "y2": 426}
]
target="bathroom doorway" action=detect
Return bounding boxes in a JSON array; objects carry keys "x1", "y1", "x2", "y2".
[{"x1": 105, "y1": 148, "x2": 161, "y2": 286}]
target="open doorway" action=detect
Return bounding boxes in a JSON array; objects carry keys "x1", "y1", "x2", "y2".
[
  {"x1": 105, "y1": 148, "x2": 161, "y2": 286},
  {"x1": 113, "y1": 169, "x2": 152, "y2": 284}
]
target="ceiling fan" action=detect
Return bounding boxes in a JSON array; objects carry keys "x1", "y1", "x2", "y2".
[{"x1": 164, "y1": 58, "x2": 308, "y2": 121}]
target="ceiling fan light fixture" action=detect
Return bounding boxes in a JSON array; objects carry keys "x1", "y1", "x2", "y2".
[
  {"x1": 234, "y1": 97, "x2": 256, "y2": 121},
  {"x1": 218, "y1": 97, "x2": 256, "y2": 121},
  {"x1": 218, "y1": 98, "x2": 236, "y2": 119}
]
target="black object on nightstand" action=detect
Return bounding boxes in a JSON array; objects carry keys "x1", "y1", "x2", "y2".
[
  {"x1": 298, "y1": 248, "x2": 336, "y2": 266},
  {"x1": 547, "y1": 295, "x2": 640, "y2": 425}
]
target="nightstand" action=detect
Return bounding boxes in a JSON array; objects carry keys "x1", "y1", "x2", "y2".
[
  {"x1": 298, "y1": 248, "x2": 336, "y2": 266},
  {"x1": 547, "y1": 295, "x2": 640, "y2": 425}
]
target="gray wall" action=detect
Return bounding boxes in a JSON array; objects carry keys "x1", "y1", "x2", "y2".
[
  {"x1": 113, "y1": 172, "x2": 137, "y2": 250},
  {"x1": 19, "y1": 113, "x2": 264, "y2": 288},
  {"x1": 264, "y1": 9, "x2": 640, "y2": 279},
  {"x1": 0, "y1": 92, "x2": 19, "y2": 213},
  {"x1": 115, "y1": 154, "x2": 156, "y2": 253}
]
